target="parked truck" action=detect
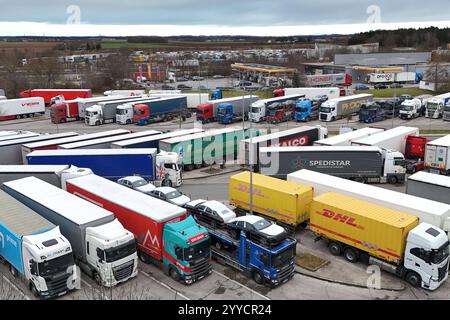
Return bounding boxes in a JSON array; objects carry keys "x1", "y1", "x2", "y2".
[
  {"x1": 368, "y1": 72, "x2": 419, "y2": 84},
  {"x1": 20, "y1": 89, "x2": 92, "y2": 105},
  {"x1": 314, "y1": 127, "x2": 384, "y2": 146},
  {"x1": 116, "y1": 96, "x2": 189, "y2": 125},
  {"x1": 0, "y1": 97, "x2": 45, "y2": 121},
  {"x1": 287, "y1": 169, "x2": 450, "y2": 239},
  {"x1": 351, "y1": 126, "x2": 419, "y2": 154},
  {"x1": 0, "y1": 165, "x2": 92, "y2": 189},
  {"x1": 319, "y1": 94, "x2": 373, "y2": 122},
  {"x1": 65, "y1": 174, "x2": 212, "y2": 284},
  {"x1": 22, "y1": 129, "x2": 130, "y2": 163},
  {"x1": 0, "y1": 132, "x2": 79, "y2": 165},
  {"x1": 444, "y1": 101, "x2": 450, "y2": 121},
  {"x1": 306, "y1": 74, "x2": 352, "y2": 87},
  {"x1": 85, "y1": 97, "x2": 154, "y2": 126},
  {"x1": 104, "y1": 90, "x2": 145, "y2": 97},
  {"x1": 294, "y1": 98, "x2": 324, "y2": 122},
  {"x1": 229, "y1": 171, "x2": 313, "y2": 233},
  {"x1": 404, "y1": 135, "x2": 429, "y2": 174},
  {"x1": 196, "y1": 96, "x2": 259, "y2": 123},
  {"x1": 239, "y1": 126, "x2": 327, "y2": 168},
  {"x1": 50, "y1": 95, "x2": 131, "y2": 123},
  {"x1": 248, "y1": 94, "x2": 304, "y2": 123},
  {"x1": 160, "y1": 127, "x2": 260, "y2": 171},
  {"x1": 399, "y1": 98, "x2": 422, "y2": 120},
  {"x1": 273, "y1": 87, "x2": 340, "y2": 99},
  {"x1": 310, "y1": 192, "x2": 449, "y2": 290},
  {"x1": 149, "y1": 93, "x2": 209, "y2": 109},
  {"x1": 26, "y1": 148, "x2": 182, "y2": 187},
  {"x1": 216, "y1": 101, "x2": 251, "y2": 124},
  {"x1": 58, "y1": 130, "x2": 161, "y2": 150},
  {"x1": 3, "y1": 176, "x2": 139, "y2": 287},
  {"x1": 0, "y1": 189, "x2": 79, "y2": 298},
  {"x1": 425, "y1": 92, "x2": 450, "y2": 119},
  {"x1": 259, "y1": 146, "x2": 406, "y2": 183},
  {"x1": 358, "y1": 101, "x2": 386, "y2": 123},
  {"x1": 406, "y1": 171, "x2": 450, "y2": 205},
  {"x1": 111, "y1": 128, "x2": 204, "y2": 149},
  {"x1": 424, "y1": 134, "x2": 450, "y2": 175}
]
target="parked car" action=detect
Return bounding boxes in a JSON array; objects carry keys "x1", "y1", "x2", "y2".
[
  {"x1": 379, "y1": 99, "x2": 401, "y2": 118},
  {"x1": 226, "y1": 215, "x2": 287, "y2": 246},
  {"x1": 212, "y1": 75, "x2": 225, "y2": 79},
  {"x1": 117, "y1": 176, "x2": 156, "y2": 194},
  {"x1": 177, "y1": 84, "x2": 192, "y2": 90},
  {"x1": 184, "y1": 199, "x2": 236, "y2": 226},
  {"x1": 390, "y1": 83, "x2": 403, "y2": 88},
  {"x1": 161, "y1": 84, "x2": 176, "y2": 90},
  {"x1": 149, "y1": 187, "x2": 191, "y2": 206},
  {"x1": 177, "y1": 76, "x2": 189, "y2": 82},
  {"x1": 354, "y1": 84, "x2": 369, "y2": 90},
  {"x1": 374, "y1": 83, "x2": 388, "y2": 90},
  {"x1": 197, "y1": 85, "x2": 209, "y2": 90},
  {"x1": 192, "y1": 76, "x2": 205, "y2": 81},
  {"x1": 399, "y1": 94, "x2": 414, "y2": 102},
  {"x1": 235, "y1": 80, "x2": 253, "y2": 87},
  {"x1": 313, "y1": 94, "x2": 328, "y2": 103}
]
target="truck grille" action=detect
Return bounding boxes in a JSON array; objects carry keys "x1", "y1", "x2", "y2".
[
  {"x1": 46, "y1": 274, "x2": 70, "y2": 295},
  {"x1": 189, "y1": 256, "x2": 212, "y2": 280},
  {"x1": 438, "y1": 261, "x2": 448, "y2": 281},
  {"x1": 277, "y1": 262, "x2": 295, "y2": 284},
  {"x1": 113, "y1": 260, "x2": 135, "y2": 282},
  {"x1": 320, "y1": 114, "x2": 327, "y2": 120}
]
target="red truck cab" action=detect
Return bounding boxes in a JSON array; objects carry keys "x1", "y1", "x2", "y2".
[
  {"x1": 405, "y1": 135, "x2": 429, "y2": 173},
  {"x1": 50, "y1": 102, "x2": 79, "y2": 123},
  {"x1": 273, "y1": 89, "x2": 285, "y2": 97},
  {"x1": 132, "y1": 104, "x2": 149, "y2": 124},
  {"x1": 196, "y1": 103, "x2": 214, "y2": 123}
]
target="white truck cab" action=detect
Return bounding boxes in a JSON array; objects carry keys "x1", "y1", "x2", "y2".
[
  {"x1": 85, "y1": 104, "x2": 103, "y2": 126},
  {"x1": 85, "y1": 219, "x2": 138, "y2": 287},
  {"x1": 23, "y1": 227, "x2": 80, "y2": 297},
  {"x1": 425, "y1": 98, "x2": 444, "y2": 119},
  {"x1": 403, "y1": 223, "x2": 449, "y2": 290},
  {"x1": 399, "y1": 98, "x2": 422, "y2": 120},
  {"x1": 248, "y1": 100, "x2": 266, "y2": 122},
  {"x1": 381, "y1": 148, "x2": 406, "y2": 184},
  {"x1": 156, "y1": 151, "x2": 182, "y2": 187},
  {"x1": 318, "y1": 100, "x2": 337, "y2": 122},
  {"x1": 115, "y1": 104, "x2": 134, "y2": 125}
]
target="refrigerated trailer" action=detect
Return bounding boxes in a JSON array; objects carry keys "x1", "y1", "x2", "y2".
[
  {"x1": 313, "y1": 127, "x2": 384, "y2": 146},
  {"x1": 287, "y1": 169, "x2": 450, "y2": 237},
  {"x1": 0, "y1": 132, "x2": 79, "y2": 165},
  {"x1": 22, "y1": 129, "x2": 131, "y2": 163},
  {"x1": 259, "y1": 146, "x2": 406, "y2": 183},
  {"x1": 239, "y1": 126, "x2": 328, "y2": 167},
  {"x1": 425, "y1": 135, "x2": 450, "y2": 175},
  {"x1": 406, "y1": 171, "x2": 450, "y2": 204},
  {"x1": 0, "y1": 189, "x2": 79, "y2": 298},
  {"x1": 58, "y1": 130, "x2": 161, "y2": 149},
  {"x1": 351, "y1": 126, "x2": 419, "y2": 153},
  {"x1": 2, "y1": 176, "x2": 138, "y2": 287},
  {"x1": 0, "y1": 97, "x2": 45, "y2": 120}
]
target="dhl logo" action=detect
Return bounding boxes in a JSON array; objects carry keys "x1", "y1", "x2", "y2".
[{"x1": 317, "y1": 209, "x2": 364, "y2": 230}]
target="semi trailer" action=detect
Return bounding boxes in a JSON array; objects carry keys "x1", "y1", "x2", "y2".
[
  {"x1": 406, "y1": 171, "x2": 450, "y2": 204},
  {"x1": 0, "y1": 132, "x2": 39, "y2": 143},
  {"x1": 2, "y1": 177, "x2": 138, "y2": 287},
  {"x1": 273, "y1": 87, "x2": 340, "y2": 99},
  {"x1": 287, "y1": 169, "x2": 450, "y2": 238},
  {"x1": 351, "y1": 126, "x2": 419, "y2": 153},
  {"x1": 425, "y1": 135, "x2": 450, "y2": 175},
  {"x1": 259, "y1": 146, "x2": 406, "y2": 183},
  {"x1": 0, "y1": 189, "x2": 79, "y2": 298},
  {"x1": 310, "y1": 192, "x2": 449, "y2": 290},
  {"x1": 306, "y1": 73, "x2": 352, "y2": 87},
  {"x1": 20, "y1": 89, "x2": 92, "y2": 105},
  {"x1": 196, "y1": 95, "x2": 259, "y2": 123},
  {"x1": 314, "y1": 127, "x2": 384, "y2": 146},
  {"x1": 319, "y1": 94, "x2": 373, "y2": 122},
  {"x1": 65, "y1": 174, "x2": 212, "y2": 284},
  {"x1": 149, "y1": 93, "x2": 209, "y2": 109},
  {"x1": 0, "y1": 97, "x2": 45, "y2": 121}
]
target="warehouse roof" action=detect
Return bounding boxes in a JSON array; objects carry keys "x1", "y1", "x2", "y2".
[
  {"x1": 335, "y1": 52, "x2": 431, "y2": 66},
  {"x1": 231, "y1": 63, "x2": 297, "y2": 74}
]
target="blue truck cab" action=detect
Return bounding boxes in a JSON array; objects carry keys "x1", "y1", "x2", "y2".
[
  {"x1": 210, "y1": 89, "x2": 223, "y2": 100},
  {"x1": 295, "y1": 99, "x2": 312, "y2": 122},
  {"x1": 216, "y1": 103, "x2": 234, "y2": 124},
  {"x1": 206, "y1": 227, "x2": 297, "y2": 287}
]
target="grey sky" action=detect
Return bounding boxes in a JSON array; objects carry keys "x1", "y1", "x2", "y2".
[{"x1": 1, "y1": 0, "x2": 449, "y2": 26}]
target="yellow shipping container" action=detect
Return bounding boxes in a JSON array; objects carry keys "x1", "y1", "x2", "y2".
[
  {"x1": 229, "y1": 172, "x2": 313, "y2": 227},
  {"x1": 310, "y1": 192, "x2": 419, "y2": 264}
]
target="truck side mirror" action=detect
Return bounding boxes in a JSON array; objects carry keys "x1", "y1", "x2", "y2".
[
  {"x1": 29, "y1": 260, "x2": 37, "y2": 276},
  {"x1": 175, "y1": 247, "x2": 182, "y2": 259}
]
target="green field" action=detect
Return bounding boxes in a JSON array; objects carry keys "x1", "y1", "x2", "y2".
[{"x1": 354, "y1": 87, "x2": 433, "y2": 98}]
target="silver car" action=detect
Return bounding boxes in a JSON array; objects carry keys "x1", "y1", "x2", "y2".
[
  {"x1": 149, "y1": 187, "x2": 191, "y2": 206},
  {"x1": 117, "y1": 176, "x2": 156, "y2": 194}
]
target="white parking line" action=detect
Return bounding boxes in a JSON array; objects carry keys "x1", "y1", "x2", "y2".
[
  {"x1": 139, "y1": 271, "x2": 190, "y2": 300},
  {"x1": 211, "y1": 270, "x2": 271, "y2": 300},
  {"x1": 2, "y1": 275, "x2": 31, "y2": 300}
]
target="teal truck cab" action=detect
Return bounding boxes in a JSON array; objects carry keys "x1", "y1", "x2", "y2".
[{"x1": 210, "y1": 89, "x2": 223, "y2": 100}]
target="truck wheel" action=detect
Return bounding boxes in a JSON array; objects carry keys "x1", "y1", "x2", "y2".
[
  {"x1": 30, "y1": 282, "x2": 39, "y2": 297},
  {"x1": 169, "y1": 268, "x2": 181, "y2": 282},
  {"x1": 354, "y1": 177, "x2": 366, "y2": 183},
  {"x1": 9, "y1": 265, "x2": 18, "y2": 277},
  {"x1": 331, "y1": 117, "x2": 336, "y2": 122},
  {"x1": 93, "y1": 271, "x2": 102, "y2": 285},
  {"x1": 388, "y1": 176, "x2": 398, "y2": 184},
  {"x1": 126, "y1": 119, "x2": 131, "y2": 125},
  {"x1": 214, "y1": 241, "x2": 223, "y2": 250},
  {"x1": 182, "y1": 116, "x2": 186, "y2": 121},
  {"x1": 328, "y1": 242, "x2": 342, "y2": 256},
  {"x1": 405, "y1": 271, "x2": 421, "y2": 288},
  {"x1": 252, "y1": 270, "x2": 264, "y2": 285},
  {"x1": 343, "y1": 248, "x2": 359, "y2": 263},
  {"x1": 95, "y1": 121, "x2": 100, "y2": 126}
]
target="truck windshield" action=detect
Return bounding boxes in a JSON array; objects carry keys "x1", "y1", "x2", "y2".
[
  {"x1": 427, "y1": 102, "x2": 439, "y2": 110},
  {"x1": 38, "y1": 253, "x2": 74, "y2": 277},
  {"x1": 444, "y1": 106, "x2": 450, "y2": 112},
  {"x1": 217, "y1": 108, "x2": 226, "y2": 115},
  {"x1": 296, "y1": 107, "x2": 308, "y2": 113},
  {"x1": 196, "y1": 109, "x2": 206, "y2": 114},
  {"x1": 134, "y1": 109, "x2": 145, "y2": 115},
  {"x1": 432, "y1": 241, "x2": 450, "y2": 264},
  {"x1": 272, "y1": 246, "x2": 294, "y2": 268},
  {"x1": 319, "y1": 107, "x2": 331, "y2": 113},
  {"x1": 105, "y1": 239, "x2": 137, "y2": 263},
  {"x1": 401, "y1": 105, "x2": 413, "y2": 111},
  {"x1": 116, "y1": 109, "x2": 126, "y2": 115},
  {"x1": 86, "y1": 111, "x2": 97, "y2": 116},
  {"x1": 183, "y1": 239, "x2": 210, "y2": 262},
  {"x1": 250, "y1": 107, "x2": 260, "y2": 114}
]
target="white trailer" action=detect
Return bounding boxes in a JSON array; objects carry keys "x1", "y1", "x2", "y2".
[
  {"x1": 0, "y1": 132, "x2": 39, "y2": 143},
  {"x1": 0, "y1": 97, "x2": 45, "y2": 120},
  {"x1": 104, "y1": 90, "x2": 145, "y2": 97},
  {"x1": 395, "y1": 72, "x2": 417, "y2": 83},
  {"x1": 314, "y1": 127, "x2": 384, "y2": 146},
  {"x1": 0, "y1": 132, "x2": 79, "y2": 165},
  {"x1": 59, "y1": 130, "x2": 161, "y2": 149},
  {"x1": 368, "y1": 73, "x2": 395, "y2": 84},
  {"x1": 406, "y1": 171, "x2": 450, "y2": 205},
  {"x1": 76, "y1": 95, "x2": 130, "y2": 119},
  {"x1": 351, "y1": 126, "x2": 419, "y2": 153},
  {"x1": 287, "y1": 169, "x2": 450, "y2": 237},
  {"x1": 275, "y1": 87, "x2": 340, "y2": 100},
  {"x1": 149, "y1": 93, "x2": 209, "y2": 109},
  {"x1": 425, "y1": 134, "x2": 450, "y2": 175},
  {"x1": 319, "y1": 94, "x2": 373, "y2": 122}
]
